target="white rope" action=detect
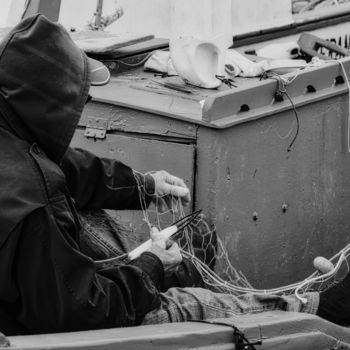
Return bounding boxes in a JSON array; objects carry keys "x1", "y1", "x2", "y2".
[{"x1": 131, "y1": 170, "x2": 350, "y2": 304}]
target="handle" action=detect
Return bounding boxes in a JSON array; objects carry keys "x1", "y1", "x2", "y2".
[{"x1": 128, "y1": 225, "x2": 178, "y2": 260}]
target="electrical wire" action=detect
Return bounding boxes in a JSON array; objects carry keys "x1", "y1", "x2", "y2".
[
  {"x1": 285, "y1": 91, "x2": 300, "y2": 152},
  {"x1": 261, "y1": 71, "x2": 301, "y2": 152},
  {"x1": 188, "y1": 319, "x2": 262, "y2": 350}
]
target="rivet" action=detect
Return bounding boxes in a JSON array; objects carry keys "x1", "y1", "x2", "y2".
[
  {"x1": 282, "y1": 204, "x2": 288, "y2": 213},
  {"x1": 252, "y1": 212, "x2": 258, "y2": 221}
]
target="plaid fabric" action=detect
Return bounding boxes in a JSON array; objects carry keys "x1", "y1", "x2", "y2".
[
  {"x1": 142, "y1": 287, "x2": 319, "y2": 324},
  {"x1": 77, "y1": 210, "x2": 320, "y2": 324}
]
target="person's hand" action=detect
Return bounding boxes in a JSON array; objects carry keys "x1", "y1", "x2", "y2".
[
  {"x1": 147, "y1": 227, "x2": 182, "y2": 271},
  {"x1": 149, "y1": 170, "x2": 191, "y2": 212}
]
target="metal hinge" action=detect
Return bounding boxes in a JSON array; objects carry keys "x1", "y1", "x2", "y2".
[{"x1": 84, "y1": 116, "x2": 108, "y2": 139}]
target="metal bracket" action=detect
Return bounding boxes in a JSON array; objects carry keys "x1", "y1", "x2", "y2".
[{"x1": 84, "y1": 116, "x2": 108, "y2": 139}]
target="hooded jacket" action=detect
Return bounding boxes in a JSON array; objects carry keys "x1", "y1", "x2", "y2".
[{"x1": 0, "y1": 15, "x2": 163, "y2": 335}]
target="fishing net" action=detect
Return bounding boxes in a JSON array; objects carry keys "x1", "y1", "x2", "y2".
[
  {"x1": 89, "y1": 170, "x2": 350, "y2": 304},
  {"x1": 133, "y1": 171, "x2": 255, "y2": 291}
]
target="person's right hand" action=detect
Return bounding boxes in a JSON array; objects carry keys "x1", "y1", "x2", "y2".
[{"x1": 147, "y1": 227, "x2": 182, "y2": 271}]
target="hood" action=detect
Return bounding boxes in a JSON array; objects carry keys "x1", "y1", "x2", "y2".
[{"x1": 0, "y1": 14, "x2": 91, "y2": 162}]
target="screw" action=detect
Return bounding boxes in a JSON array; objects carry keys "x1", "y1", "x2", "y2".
[{"x1": 252, "y1": 212, "x2": 258, "y2": 221}]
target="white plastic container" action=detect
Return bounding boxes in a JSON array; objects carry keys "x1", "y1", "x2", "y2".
[{"x1": 170, "y1": 37, "x2": 222, "y2": 89}]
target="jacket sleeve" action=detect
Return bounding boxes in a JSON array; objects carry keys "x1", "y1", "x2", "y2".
[
  {"x1": 15, "y1": 207, "x2": 164, "y2": 334},
  {"x1": 60, "y1": 147, "x2": 155, "y2": 210}
]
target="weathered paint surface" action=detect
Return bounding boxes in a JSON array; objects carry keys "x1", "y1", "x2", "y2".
[
  {"x1": 7, "y1": 311, "x2": 350, "y2": 349},
  {"x1": 196, "y1": 94, "x2": 350, "y2": 288},
  {"x1": 80, "y1": 102, "x2": 197, "y2": 140},
  {"x1": 64, "y1": 60, "x2": 350, "y2": 348},
  {"x1": 71, "y1": 128, "x2": 195, "y2": 237},
  {"x1": 74, "y1": 88, "x2": 350, "y2": 289},
  {"x1": 71, "y1": 55, "x2": 350, "y2": 289}
]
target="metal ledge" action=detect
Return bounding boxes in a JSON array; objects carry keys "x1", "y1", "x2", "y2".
[
  {"x1": 91, "y1": 58, "x2": 350, "y2": 130},
  {"x1": 233, "y1": 4, "x2": 350, "y2": 48},
  {"x1": 203, "y1": 58, "x2": 350, "y2": 128},
  {"x1": 6, "y1": 312, "x2": 350, "y2": 349}
]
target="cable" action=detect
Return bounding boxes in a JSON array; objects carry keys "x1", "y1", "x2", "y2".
[
  {"x1": 127, "y1": 170, "x2": 350, "y2": 306},
  {"x1": 261, "y1": 71, "x2": 300, "y2": 152},
  {"x1": 285, "y1": 91, "x2": 300, "y2": 152},
  {"x1": 187, "y1": 319, "x2": 262, "y2": 350}
]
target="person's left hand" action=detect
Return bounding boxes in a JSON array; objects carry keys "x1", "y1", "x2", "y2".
[
  {"x1": 149, "y1": 170, "x2": 191, "y2": 212},
  {"x1": 147, "y1": 227, "x2": 182, "y2": 271}
]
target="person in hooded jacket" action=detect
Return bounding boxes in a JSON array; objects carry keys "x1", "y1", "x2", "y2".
[
  {"x1": 1, "y1": 14, "x2": 350, "y2": 336},
  {"x1": 0, "y1": 13, "x2": 197, "y2": 334}
]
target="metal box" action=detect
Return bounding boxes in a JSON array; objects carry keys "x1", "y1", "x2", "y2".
[{"x1": 72, "y1": 58, "x2": 350, "y2": 289}]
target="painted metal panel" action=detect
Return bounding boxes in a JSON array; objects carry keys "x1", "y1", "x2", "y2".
[
  {"x1": 80, "y1": 101, "x2": 197, "y2": 140},
  {"x1": 88, "y1": 59, "x2": 350, "y2": 129},
  {"x1": 70, "y1": 129, "x2": 195, "y2": 238},
  {"x1": 196, "y1": 94, "x2": 350, "y2": 288},
  {"x1": 71, "y1": 130, "x2": 195, "y2": 182},
  {"x1": 74, "y1": 58, "x2": 350, "y2": 290}
]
